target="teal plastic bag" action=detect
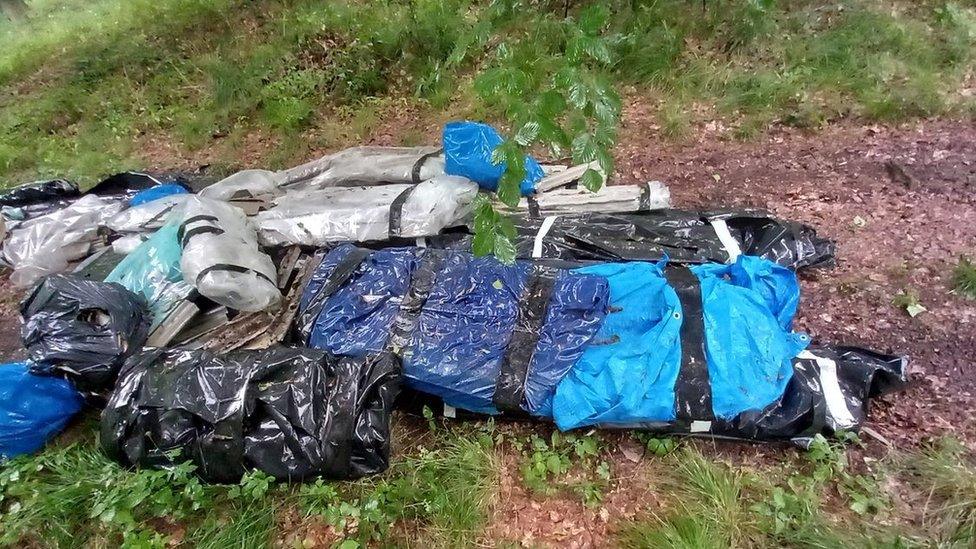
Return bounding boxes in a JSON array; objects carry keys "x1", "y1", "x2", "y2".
[{"x1": 106, "y1": 223, "x2": 193, "y2": 331}]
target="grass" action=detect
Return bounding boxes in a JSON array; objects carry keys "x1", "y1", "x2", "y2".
[
  {"x1": 0, "y1": 413, "x2": 501, "y2": 548},
  {"x1": 0, "y1": 0, "x2": 974, "y2": 186},
  {"x1": 952, "y1": 256, "x2": 976, "y2": 299},
  {"x1": 899, "y1": 438, "x2": 976, "y2": 545},
  {"x1": 616, "y1": 435, "x2": 976, "y2": 549}
]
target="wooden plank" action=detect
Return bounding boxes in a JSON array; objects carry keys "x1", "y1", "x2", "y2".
[{"x1": 145, "y1": 301, "x2": 200, "y2": 347}]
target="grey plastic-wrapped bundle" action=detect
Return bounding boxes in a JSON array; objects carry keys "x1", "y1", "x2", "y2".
[
  {"x1": 255, "y1": 175, "x2": 478, "y2": 246},
  {"x1": 178, "y1": 197, "x2": 280, "y2": 312},
  {"x1": 103, "y1": 193, "x2": 191, "y2": 234},
  {"x1": 278, "y1": 146, "x2": 445, "y2": 189},
  {"x1": 2, "y1": 194, "x2": 125, "y2": 287},
  {"x1": 198, "y1": 169, "x2": 282, "y2": 201}
]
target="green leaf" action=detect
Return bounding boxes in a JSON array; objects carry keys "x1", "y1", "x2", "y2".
[
  {"x1": 546, "y1": 454, "x2": 563, "y2": 475},
  {"x1": 514, "y1": 121, "x2": 540, "y2": 146},
  {"x1": 567, "y1": 80, "x2": 588, "y2": 110},
  {"x1": 578, "y1": 4, "x2": 610, "y2": 35},
  {"x1": 571, "y1": 133, "x2": 598, "y2": 163},
  {"x1": 472, "y1": 228, "x2": 494, "y2": 257},
  {"x1": 494, "y1": 233, "x2": 516, "y2": 264},
  {"x1": 580, "y1": 168, "x2": 603, "y2": 192},
  {"x1": 906, "y1": 303, "x2": 926, "y2": 317}
]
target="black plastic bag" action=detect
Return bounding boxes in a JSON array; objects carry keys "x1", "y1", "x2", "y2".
[
  {"x1": 21, "y1": 274, "x2": 150, "y2": 391},
  {"x1": 506, "y1": 209, "x2": 835, "y2": 270},
  {"x1": 101, "y1": 347, "x2": 401, "y2": 483},
  {"x1": 0, "y1": 179, "x2": 79, "y2": 208},
  {"x1": 86, "y1": 172, "x2": 192, "y2": 199},
  {"x1": 399, "y1": 344, "x2": 907, "y2": 443}
]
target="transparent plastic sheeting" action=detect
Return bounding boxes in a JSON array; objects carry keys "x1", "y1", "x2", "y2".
[
  {"x1": 198, "y1": 169, "x2": 281, "y2": 201},
  {"x1": 21, "y1": 275, "x2": 149, "y2": 392},
  {"x1": 179, "y1": 197, "x2": 280, "y2": 312},
  {"x1": 2, "y1": 194, "x2": 124, "y2": 287},
  {"x1": 106, "y1": 222, "x2": 193, "y2": 331},
  {"x1": 256, "y1": 175, "x2": 479, "y2": 246},
  {"x1": 0, "y1": 361, "x2": 83, "y2": 459},
  {"x1": 101, "y1": 347, "x2": 401, "y2": 482},
  {"x1": 278, "y1": 146, "x2": 445, "y2": 189},
  {"x1": 103, "y1": 193, "x2": 191, "y2": 234}
]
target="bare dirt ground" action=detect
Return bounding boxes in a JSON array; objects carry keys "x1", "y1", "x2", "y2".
[{"x1": 0, "y1": 105, "x2": 973, "y2": 548}]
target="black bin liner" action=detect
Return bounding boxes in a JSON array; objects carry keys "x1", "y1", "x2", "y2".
[
  {"x1": 21, "y1": 274, "x2": 149, "y2": 391},
  {"x1": 0, "y1": 179, "x2": 80, "y2": 219},
  {"x1": 508, "y1": 209, "x2": 835, "y2": 270},
  {"x1": 0, "y1": 179, "x2": 79, "y2": 208},
  {"x1": 400, "y1": 344, "x2": 908, "y2": 443},
  {"x1": 100, "y1": 347, "x2": 401, "y2": 483}
]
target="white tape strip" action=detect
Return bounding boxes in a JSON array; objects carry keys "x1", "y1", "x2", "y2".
[
  {"x1": 690, "y1": 420, "x2": 712, "y2": 433},
  {"x1": 443, "y1": 403, "x2": 457, "y2": 419},
  {"x1": 415, "y1": 237, "x2": 427, "y2": 248},
  {"x1": 797, "y1": 351, "x2": 856, "y2": 429},
  {"x1": 709, "y1": 218, "x2": 742, "y2": 263},
  {"x1": 532, "y1": 215, "x2": 559, "y2": 258}
]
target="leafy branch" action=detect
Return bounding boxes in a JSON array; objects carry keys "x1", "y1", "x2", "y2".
[{"x1": 469, "y1": 3, "x2": 622, "y2": 262}]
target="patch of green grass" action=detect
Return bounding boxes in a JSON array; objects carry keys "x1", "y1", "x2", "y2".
[
  {"x1": 0, "y1": 415, "x2": 501, "y2": 548},
  {"x1": 619, "y1": 447, "x2": 752, "y2": 548},
  {"x1": 298, "y1": 419, "x2": 501, "y2": 547},
  {"x1": 618, "y1": 435, "x2": 919, "y2": 548},
  {"x1": 899, "y1": 437, "x2": 976, "y2": 545},
  {"x1": 952, "y1": 256, "x2": 976, "y2": 299}
]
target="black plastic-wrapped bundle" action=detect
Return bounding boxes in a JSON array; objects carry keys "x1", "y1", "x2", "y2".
[
  {"x1": 0, "y1": 179, "x2": 80, "y2": 219},
  {"x1": 0, "y1": 179, "x2": 79, "y2": 208},
  {"x1": 21, "y1": 274, "x2": 150, "y2": 391},
  {"x1": 400, "y1": 344, "x2": 908, "y2": 444},
  {"x1": 402, "y1": 209, "x2": 834, "y2": 271},
  {"x1": 509, "y1": 209, "x2": 835, "y2": 269},
  {"x1": 100, "y1": 347, "x2": 401, "y2": 483}
]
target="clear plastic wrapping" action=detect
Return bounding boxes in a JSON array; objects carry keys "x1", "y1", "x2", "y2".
[
  {"x1": 2, "y1": 194, "x2": 124, "y2": 287},
  {"x1": 103, "y1": 194, "x2": 191, "y2": 234},
  {"x1": 179, "y1": 197, "x2": 281, "y2": 312},
  {"x1": 198, "y1": 169, "x2": 282, "y2": 201},
  {"x1": 278, "y1": 146, "x2": 445, "y2": 189},
  {"x1": 256, "y1": 175, "x2": 478, "y2": 246}
]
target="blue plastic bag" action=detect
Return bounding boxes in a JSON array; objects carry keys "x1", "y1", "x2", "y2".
[
  {"x1": 553, "y1": 255, "x2": 808, "y2": 430},
  {"x1": 0, "y1": 362, "x2": 83, "y2": 459},
  {"x1": 443, "y1": 121, "x2": 544, "y2": 195},
  {"x1": 128, "y1": 183, "x2": 188, "y2": 206},
  {"x1": 106, "y1": 222, "x2": 193, "y2": 330},
  {"x1": 299, "y1": 244, "x2": 609, "y2": 415}
]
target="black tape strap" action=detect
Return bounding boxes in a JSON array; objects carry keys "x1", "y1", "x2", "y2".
[
  {"x1": 180, "y1": 226, "x2": 224, "y2": 248},
  {"x1": 196, "y1": 263, "x2": 277, "y2": 287},
  {"x1": 385, "y1": 250, "x2": 445, "y2": 354},
  {"x1": 639, "y1": 183, "x2": 651, "y2": 210},
  {"x1": 526, "y1": 194, "x2": 541, "y2": 219},
  {"x1": 388, "y1": 186, "x2": 417, "y2": 239},
  {"x1": 296, "y1": 247, "x2": 371, "y2": 340},
  {"x1": 493, "y1": 265, "x2": 556, "y2": 413},
  {"x1": 411, "y1": 148, "x2": 444, "y2": 184},
  {"x1": 176, "y1": 215, "x2": 220, "y2": 243},
  {"x1": 663, "y1": 265, "x2": 714, "y2": 422}
]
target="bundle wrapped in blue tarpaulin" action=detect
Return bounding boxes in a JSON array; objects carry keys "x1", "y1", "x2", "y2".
[
  {"x1": 297, "y1": 244, "x2": 610, "y2": 416},
  {"x1": 298, "y1": 245, "x2": 906, "y2": 442}
]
